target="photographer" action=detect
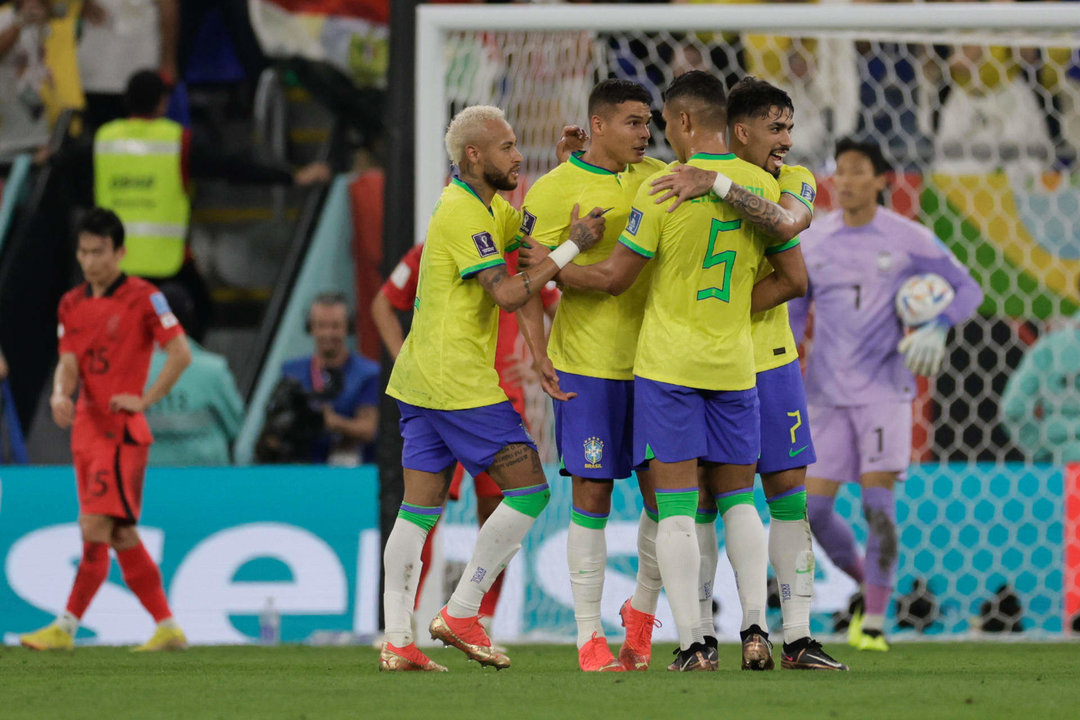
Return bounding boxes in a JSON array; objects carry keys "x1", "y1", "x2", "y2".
[{"x1": 259, "y1": 292, "x2": 379, "y2": 465}]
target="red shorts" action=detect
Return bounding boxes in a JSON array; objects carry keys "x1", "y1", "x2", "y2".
[{"x1": 74, "y1": 443, "x2": 149, "y2": 522}]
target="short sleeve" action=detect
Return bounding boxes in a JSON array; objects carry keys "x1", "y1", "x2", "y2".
[
  {"x1": 57, "y1": 298, "x2": 75, "y2": 355},
  {"x1": 520, "y1": 178, "x2": 570, "y2": 250},
  {"x1": 144, "y1": 290, "x2": 186, "y2": 347},
  {"x1": 618, "y1": 179, "x2": 665, "y2": 259},
  {"x1": 448, "y1": 205, "x2": 506, "y2": 279},
  {"x1": 381, "y1": 245, "x2": 423, "y2": 311},
  {"x1": 779, "y1": 165, "x2": 817, "y2": 216}
]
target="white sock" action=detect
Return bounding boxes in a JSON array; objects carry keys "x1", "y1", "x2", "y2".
[
  {"x1": 55, "y1": 611, "x2": 79, "y2": 637},
  {"x1": 656, "y1": 515, "x2": 703, "y2": 650},
  {"x1": 862, "y1": 614, "x2": 885, "y2": 633},
  {"x1": 722, "y1": 504, "x2": 769, "y2": 632},
  {"x1": 696, "y1": 520, "x2": 718, "y2": 639},
  {"x1": 382, "y1": 518, "x2": 429, "y2": 647},
  {"x1": 446, "y1": 503, "x2": 533, "y2": 619},
  {"x1": 631, "y1": 510, "x2": 662, "y2": 615},
  {"x1": 769, "y1": 517, "x2": 813, "y2": 644},
  {"x1": 568, "y1": 521, "x2": 607, "y2": 648},
  {"x1": 158, "y1": 617, "x2": 179, "y2": 631}
]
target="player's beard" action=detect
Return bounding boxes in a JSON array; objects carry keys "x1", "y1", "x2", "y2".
[{"x1": 484, "y1": 162, "x2": 518, "y2": 191}]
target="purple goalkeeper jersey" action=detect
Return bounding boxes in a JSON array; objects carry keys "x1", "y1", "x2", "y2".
[{"x1": 788, "y1": 206, "x2": 983, "y2": 406}]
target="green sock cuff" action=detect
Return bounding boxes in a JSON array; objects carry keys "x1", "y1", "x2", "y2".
[
  {"x1": 643, "y1": 503, "x2": 659, "y2": 523},
  {"x1": 655, "y1": 489, "x2": 699, "y2": 520},
  {"x1": 502, "y1": 483, "x2": 551, "y2": 518},
  {"x1": 398, "y1": 504, "x2": 441, "y2": 532},
  {"x1": 695, "y1": 508, "x2": 718, "y2": 524},
  {"x1": 767, "y1": 489, "x2": 807, "y2": 522},
  {"x1": 715, "y1": 489, "x2": 755, "y2": 516},
  {"x1": 571, "y1": 507, "x2": 609, "y2": 530}
]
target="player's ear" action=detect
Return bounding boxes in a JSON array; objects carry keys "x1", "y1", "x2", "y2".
[
  {"x1": 589, "y1": 113, "x2": 604, "y2": 138},
  {"x1": 115, "y1": 244, "x2": 126, "y2": 261},
  {"x1": 463, "y1": 142, "x2": 481, "y2": 165},
  {"x1": 732, "y1": 121, "x2": 750, "y2": 145}
]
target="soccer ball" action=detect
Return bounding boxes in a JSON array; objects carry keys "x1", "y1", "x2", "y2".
[{"x1": 895, "y1": 273, "x2": 955, "y2": 327}]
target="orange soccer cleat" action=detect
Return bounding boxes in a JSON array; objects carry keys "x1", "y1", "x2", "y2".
[
  {"x1": 378, "y1": 642, "x2": 448, "y2": 672},
  {"x1": 578, "y1": 632, "x2": 624, "y2": 672},
  {"x1": 429, "y1": 607, "x2": 510, "y2": 670},
  {"x1": 618, "y1": 599, "x2": 659, "y2": 671}
]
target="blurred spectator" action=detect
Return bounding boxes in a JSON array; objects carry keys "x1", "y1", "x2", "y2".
[
  {"x1": 53, "y1": 69, "x2": 331, "y2": 340},
  {"x1": 0, "y1": 0, "x2": 52, "y2": 154},
  {"x1": 78, "y1": 0, "x2": 179, "y2": 130},
  {"x1": 261, "y1": 292, "x2": 379, "y2": 465},
  {"x1": 144, "y1": 286, "x2": 244, "y2": 466},
  {"x1": 0, "y1": 344, "x2": 7, "y2": 382},
  {"x1": 1000, "y1": 318, "x2": 1080, "y2": 464}
]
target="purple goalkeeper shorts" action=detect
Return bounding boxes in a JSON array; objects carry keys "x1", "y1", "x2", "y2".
[
  {"x1": 757, "y1": 359, "x2": 817, "y2": 475},
  {"x1": 553, "y1": 371, "x2": 634, "y2": 480},
  {"x1": 633, "y1": 376, "x2": 760, "y2": 466},
  {"x1": 805, "y1": 402, "x2": 912, "y2": 483},
  {"x1": 397, "y1": 400, "x2": 536, "y2": 478}
]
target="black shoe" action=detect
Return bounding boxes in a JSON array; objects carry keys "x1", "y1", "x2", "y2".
[
  {"x1": 832, "y1": 591, "x2": 864, "y2": 633},
  {"x1": 667, "y1": 642, "x2": 718, "y2": 672},
  {"x1": 781, "y1": 637, "x2": 849, "y2": 671},
  {"x1": 703, "y1": 635, "x2": 719, "y2": 664},
  {"x1": 739, "y1": 624, "x2": 774, "y2": 671}
]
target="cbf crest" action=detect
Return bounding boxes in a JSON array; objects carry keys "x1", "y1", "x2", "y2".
[{"x1": 584, "y1": 436, "x2": 604, "y2": 469}]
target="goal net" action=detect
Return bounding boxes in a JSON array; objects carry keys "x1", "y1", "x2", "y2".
[{"x1": 413, "y1": 3, "x2": 1080, "y2": 642}]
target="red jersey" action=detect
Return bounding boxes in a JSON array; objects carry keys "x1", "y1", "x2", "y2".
[
  {"x1": 380, "y1": 244, "x2": 559, "y2": 380},
  {"x1": 58, "y1": 275, "x2": 185, "y2": 450}
]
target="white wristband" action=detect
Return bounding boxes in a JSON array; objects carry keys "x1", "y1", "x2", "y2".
[
  {"x1": 548, "y1": 241, "x2": 581, "y2": 270},
  {"x1": 712, "y1": 172, "x2": 733, "y2": 199}
]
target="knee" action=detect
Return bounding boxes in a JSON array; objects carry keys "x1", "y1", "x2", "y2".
[
  {"x1": 110, "y1": 524, "x2": 140, "y2": 551},
  {"x1": 572, "y1": 479, "x2": 612, "y2": 514},
  {"x1": 79, "y1": 515, "x2": 112, "y2": 545},
  {"x1": 805, "y1": 494, "x2": 834, "y2": 529}
]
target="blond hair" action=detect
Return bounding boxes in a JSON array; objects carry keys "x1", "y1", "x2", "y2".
[{"x1": 444, "y1": 105, "x2": 506, "y2": 165}]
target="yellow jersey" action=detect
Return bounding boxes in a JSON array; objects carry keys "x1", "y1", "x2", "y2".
[
  {"x1": 386, "y1": 178, "x2": 521, "y2": 410},
  {"x1": 626, "y1": 152, "x2": 781, "y2": 391},
  {"x1": 750, "y1": 164, "x2": 815, "y2": 373},
  {"x1": 520, "y1": 153, "x2": 668, "y2": 380}
]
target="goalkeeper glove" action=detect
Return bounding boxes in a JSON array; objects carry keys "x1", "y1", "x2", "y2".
[{"x1": 897, "y1": 317, "x2": 949, "y2": 376}]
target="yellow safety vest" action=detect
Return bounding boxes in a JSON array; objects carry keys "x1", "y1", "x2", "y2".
[{"x1": 94, "y1": 118, "x2": 190, "y2": 278}]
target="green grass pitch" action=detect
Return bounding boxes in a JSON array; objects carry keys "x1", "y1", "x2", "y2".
[{"x1": 2, "y1": 642, "x2": 1078, "y2": 719}]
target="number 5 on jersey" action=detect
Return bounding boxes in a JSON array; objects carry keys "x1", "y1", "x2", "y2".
[{"x1": 698, "y1": 218, "x2": 739, "y2": 302}]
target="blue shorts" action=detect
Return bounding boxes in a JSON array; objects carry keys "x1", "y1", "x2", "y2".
[
  {"x1": 553, "y1": 371, "x2": 634, "y2": 480},
  {"x1": 633, "y1": 376, "x2": 760, "y2": 466},
  {"x1": 756, "y1": 360, "x2": 817, "y2": 474},
  {"x1": 397, "y1": 400, "x2": 536, "y2": 478}
]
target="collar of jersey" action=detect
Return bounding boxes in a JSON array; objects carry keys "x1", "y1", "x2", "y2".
[
  {"x1": 689, "y1": 152, "x2": 736, "y2": 161},
  {"x1": 451, "y1": 177, "x2": 491, "y2": 213},
  {"x1": 569, "y1": 152, "x2": 624, "y2": 176},
  {"x1": 85, "y1": 273, "x2": 128, "y2": 298}
]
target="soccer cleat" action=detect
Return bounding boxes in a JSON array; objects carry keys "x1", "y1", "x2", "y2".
[
  {"x1": 845, "y1": 593, "x2": 866, "y2": 647},
  {"x1": 781, "y1": 638, "x2": 849, "y2": 671},
  {"x1": 133, "y1": 625, "x2": 188, "y2": 652},
  {"x1": 740, "y1": 625, "x2": 775, "y2": 671},
  {"x1": 578, "y1": 632, "x2": 624, "y2": 672},
  {"x1": 379, "y1": 642, "x2": 448, "y2": 672},
  {"x1": 703, "y1": 635, "x2": 719, "y2": 665},
  {"x1": 429, "y1": 607, "x2": 510, "y2": 669},
  {"x1": 20, "y1": 624, "x2": 74, "y2": 651},
  {"x1": 667, "y1": 642, "x2": 718, "y2": 672},
  {"x1": 855, "y1": 629, "x2": 889, "y2": 652},
  {"x1": 618, "y1": 598, "x2": 660, "y2": 671}
]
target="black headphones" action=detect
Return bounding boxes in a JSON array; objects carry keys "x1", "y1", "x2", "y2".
[{"x1": 304, "y1": 291, "x2": 355, "y2": 334}]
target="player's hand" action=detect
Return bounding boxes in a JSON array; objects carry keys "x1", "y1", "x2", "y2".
[
  {"x1": 518, "y1": 238, "x2": 551, "y2": 270},
  {"x1": 109, "y1": 394, "x2": 146, "y2": 414},
  {"x1": 82, "y1": 0, "x2": 108, "y2": 25},
  {"x1": 568, "y1": 204, "x2": 606, "y2": 253},
  {"x1": 50, "y1": 394, "x2": 74, "y2": 429},
  {"x1": 322, "y1": 405, "x2": 344, "y2": 433},
  {"x1": 897, "y1": 318, "x2": 949, "y2": 376},
  {"x1": 650, "y1": 165, "x2": 717, "y2": 212},
  {"x1": 556, "y1": 124, "x2": 588, "y2": 164},
  {"x1": 0, "y1": 353, "x2": 8, "y2": 381},
  {"x1": 536, "y1": 357, "x2": 576, "y2": 402}
]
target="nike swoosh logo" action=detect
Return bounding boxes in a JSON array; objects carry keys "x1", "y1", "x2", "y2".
[{"x1": 788, "y1": 445, "x2": 809, "y2": 458}]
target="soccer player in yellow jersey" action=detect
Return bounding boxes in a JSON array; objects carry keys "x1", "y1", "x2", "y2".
[
  {"x1": 515, "y1": 79, "x2": 666, "y2": 673},
  {"x1": 649, "y1": 77, "x2": 847, "y2": 671},
  {"x1": 378, "y1": 105, "x2": 606, "y2": 673}
]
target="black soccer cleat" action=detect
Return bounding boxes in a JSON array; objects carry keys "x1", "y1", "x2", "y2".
[
  {"x1": 740, "y1": 625, "x2": 774, "y2": 671},
  {"x1": 703, "y1": 635, "x2": 719, "y2": 665},
  {"x1": 667, "y1": 642, "x2": 718, "y2": 672},
  {"x1": 781, "y1": 637, "x2": 849, "y2": 671}
]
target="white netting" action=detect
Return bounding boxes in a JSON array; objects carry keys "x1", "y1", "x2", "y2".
[{"x1": 415, "y1": 7, "x2": 1080, "y2": 640}]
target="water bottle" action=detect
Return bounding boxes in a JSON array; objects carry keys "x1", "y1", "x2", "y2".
[{"x1": 258, "y1": 597, "x2": 281, "y2": 645}]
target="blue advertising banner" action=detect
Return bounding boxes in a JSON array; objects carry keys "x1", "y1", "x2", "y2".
[{"x1": 0, "y1": 466, "x2": 380, "y2": 646}]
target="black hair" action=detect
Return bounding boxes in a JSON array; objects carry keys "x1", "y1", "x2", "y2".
[
  {"x1": 588, "y1": 79, "x2": 652, "y2": 118},
  {"x1": 77, "y1": 207, "x2": 126, "y2": 249},
  {"x1": 834, "y1": 137, "x2": 891, "y2": 176},
  {"x1": 661, "y1": 70, "x2": 727, "y2": 127},
  {"x1": 124, "y1": 69, "x2": 168, "y2": 117},
  {"x1": 311, "y1": 291, "x2": 349, "y2": 311},
  {"x1": 726, "y1": 76, "x2": 794, "y2": 125}
]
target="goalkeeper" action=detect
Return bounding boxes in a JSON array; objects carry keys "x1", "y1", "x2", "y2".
[{"x1": 787, "y1": 138, "x2": 982, "y2": 651}]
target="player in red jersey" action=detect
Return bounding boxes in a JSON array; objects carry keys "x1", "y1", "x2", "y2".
[
  {"x1": 20, "y1": 208, "x2": 193, "y2": 652},
  {"x1": 372, "y1": 242, "x2": 558, "y2": 627}
]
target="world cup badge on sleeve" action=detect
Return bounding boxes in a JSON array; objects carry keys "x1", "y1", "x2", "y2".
[{"x1": 584, "y1": 436, "x2": 604, "y2": 469}]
